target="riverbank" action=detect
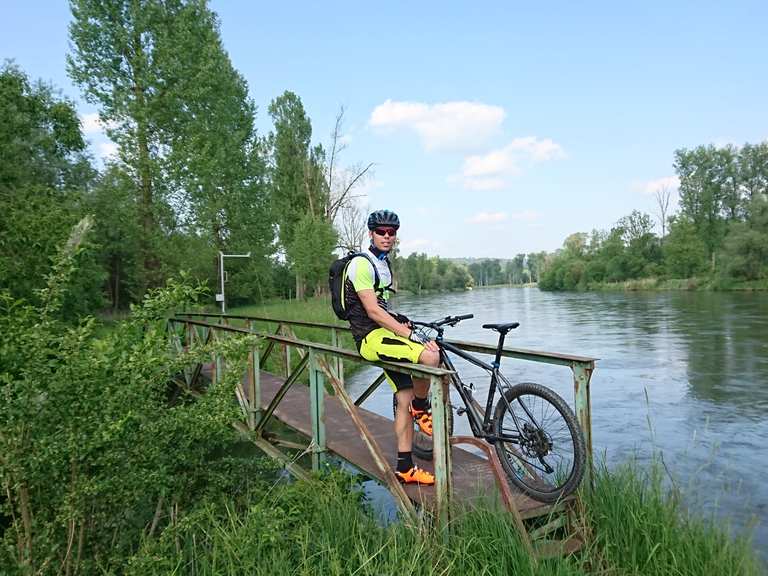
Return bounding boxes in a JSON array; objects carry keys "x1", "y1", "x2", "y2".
[
  {"x1": 124, "y1": 461, "x2": 763, "y2": 575},
  {"x1": 545, "y1": 277, "x2": 768, "y2": 292}
]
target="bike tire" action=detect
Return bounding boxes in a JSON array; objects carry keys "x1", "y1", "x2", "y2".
[
  {"x1": 493, "y1": 382, "x2": 586, "y2": 503},
  {"x1": 392, "y1": 393, "x2": 454, "y2": 461}
]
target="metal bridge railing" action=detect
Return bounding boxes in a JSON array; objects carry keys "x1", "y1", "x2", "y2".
[
  {"x1": 174, "y1": 312, "x2": 596, "y2": 459},
  {"x1": 169, "y1": 312, "x2": 597, "y2": 545}
]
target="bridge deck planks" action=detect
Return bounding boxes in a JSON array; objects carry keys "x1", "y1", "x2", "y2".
[{"x1": 258, "y1": 372, "x2": 556, "y2": 519}]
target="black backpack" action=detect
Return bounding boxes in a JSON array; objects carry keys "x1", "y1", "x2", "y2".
[{"x1": 329, "y1": 251, "x2": 387, "y2": 320}]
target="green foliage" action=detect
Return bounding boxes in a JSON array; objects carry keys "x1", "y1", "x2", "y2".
[
  {"x1": 718, "y1": 197, "x2": 768, "y2": 281},
  {"x1": 68, "y1": 0, "x2": 275, "y2": 299},
  {"x1": 584, "y1": 460, "x2": 762, "y2": 576},
  {"x1": 268, "y1": 91, "x2": 315, "y2": 252},
  {"x1": 122, "y1": 464, "x2": 763, "y2": 576},
  {"x1": 0, "y1": 61, "x2": 87, "y2": 190},
  {"x1": 0, "y1": 63, "x2": 103, "y2": 315},
  {"x1": 288, "y1": 214, "x2": 338, "y2": 298},
  {"x1": 663, "y1": 217, "x2": 709, "y2": 278},
  {"x1": 540, "y1": 142, "x2": 768, "y2": 291},
  {"x1": 399, "y1": 253, "x2": 473, "y2": 293},
  {"x1": 539, "y1": 211, "x2": 661, "y2": 290},
  {"x1": 125, "y1": 471, "x2": 579, "y2": 576},
  {"x1": 0, "y1": 222, "x2": 263, "y2": 573}
]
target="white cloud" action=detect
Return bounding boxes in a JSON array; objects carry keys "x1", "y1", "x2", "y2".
[
  {"x1": 98, "y1": 141, "x2": 119, "y2": 160},
  {"x1": 458, "y1": 137, "x2": 565, "y2": 190},
  {"x1": 634, "y1": 175, "x2": 680, "y2": 195},
  {"x1": 466, "y1": 210, "x2": 540, "y2": 225},
  {"x1": 80, "y1": 112, "x2": 117, "y2": 135},
  {"x1": 397, "y1": 237, "x2": 440, "y2": 254},
  {"x1": 80, "y1": 113, "x2": 103, "y2": 135},
  {"x1": 467, "y1": 211, "x2": 508, "y2": 224},
  {"x1": 369, "y1": 99, "x2": 505, "y2": 151}
]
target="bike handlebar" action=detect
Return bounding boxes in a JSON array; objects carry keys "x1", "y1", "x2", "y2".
[{"x1": 412, "y1": 313, "x2": 474, "y2": 329}]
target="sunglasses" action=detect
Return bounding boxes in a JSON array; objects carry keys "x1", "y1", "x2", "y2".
[{"x1": 373, "y1": 227, "x2": 397, "y2": 237}]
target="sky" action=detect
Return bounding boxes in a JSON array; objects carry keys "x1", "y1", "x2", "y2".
[{"x1": 2, "y1": 1, "x2": 767, "y2": 258}]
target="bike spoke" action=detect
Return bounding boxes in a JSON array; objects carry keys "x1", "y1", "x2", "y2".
[{"x1": 497, "y1": 391, "x2": 577, "y2": 494}]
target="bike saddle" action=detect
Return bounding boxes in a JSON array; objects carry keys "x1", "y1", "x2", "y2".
[{"x1": 481, "y1": 322, "x2": 520, "y2": 333}]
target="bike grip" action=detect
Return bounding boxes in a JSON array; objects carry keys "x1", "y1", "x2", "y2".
[{"x1": 456, "y1": 314, "x2": 474, "y2": 321}]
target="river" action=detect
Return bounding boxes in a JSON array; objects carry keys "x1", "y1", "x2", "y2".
[{"x1": 344, "y1": 286, "x2": 768, "y2": 556}]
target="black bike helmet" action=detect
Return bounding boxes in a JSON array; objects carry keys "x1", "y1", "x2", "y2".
[{"x1": 367, "y1": 209, "x2": 400, "y2": 230}]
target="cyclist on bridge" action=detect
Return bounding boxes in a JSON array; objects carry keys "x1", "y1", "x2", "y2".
[{"x1": 345, "y1": 209, "x2": 439, "y2": 485}]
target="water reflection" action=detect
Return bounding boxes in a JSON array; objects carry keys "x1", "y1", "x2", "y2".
[{"x1": 346, "y1": 287, "x2": 768, "y2": 556}]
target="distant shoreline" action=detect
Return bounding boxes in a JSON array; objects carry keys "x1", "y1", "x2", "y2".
[{"x1": 542, "y1": 277, "x2": 768, "y2": 292}]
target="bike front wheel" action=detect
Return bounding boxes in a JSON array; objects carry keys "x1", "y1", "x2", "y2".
[{"x1": 493, "y1": 382, "x2": 586, "y2": 503}]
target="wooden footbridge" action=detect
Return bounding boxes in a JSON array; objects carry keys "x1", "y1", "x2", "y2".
[{"x1": 167, "y1": 312, "x2": 596, "y2": 557}]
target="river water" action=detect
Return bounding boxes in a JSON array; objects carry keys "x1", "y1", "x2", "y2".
[{"x1": 344, "y1": 286, "x2": 768, "y2": 556}]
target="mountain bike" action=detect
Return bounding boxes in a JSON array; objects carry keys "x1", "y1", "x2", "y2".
[{"x1": 393, "y1": 314, "x2": 586, "y2": 503}]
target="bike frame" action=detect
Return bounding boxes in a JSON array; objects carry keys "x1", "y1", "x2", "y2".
[{"x1": 433, "y1": 334, "x2": 534, "y2": 445}]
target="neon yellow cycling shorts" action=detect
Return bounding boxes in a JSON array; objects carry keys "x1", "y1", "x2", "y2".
[{"x1": 358, "y1": 327, "x2": 425, "y2": 391}]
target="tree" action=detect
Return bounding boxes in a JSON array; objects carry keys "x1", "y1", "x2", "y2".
[
  {"x1": 288, "y1": 214, "x2": 337, "y2": 298},
  {"x1": 337, "y1": 200, "x2": 369, "y2": 251},
  {"x1": 84, "y1": 164, "x2": 143, "y2": 310},
  {"x1": 323, "y1": 107, "x2": 374, "y2": 225},
  {"x1": 675, "y1": 145, "x2": 736, "y2": 266},
  {"x1": 718, "y1": 197, "x2": 768, "y2": 281},
  {"x1": 0, "y1": 63, "x2": 102, "y2": 312},
  {"x1": 654, "y1": 185, "x2": 673, "y2": 244},
  {"x1": 664, "y1": 217, "x2": 708, "y2": 278},
  {"x1": 738, "y1": 143, "x2": 768, "y2": 206},
  {"x1": 268, "y1": 91, "x2": 323, "y2": 298}
]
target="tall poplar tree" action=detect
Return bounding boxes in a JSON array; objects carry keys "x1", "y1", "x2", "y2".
[{"x1": 68, "y1": 0, "x2": 271, "y2": 298}]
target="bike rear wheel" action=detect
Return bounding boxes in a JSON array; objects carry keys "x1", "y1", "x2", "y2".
[
  {"x1": 392, "y1": 393, "x2": 454, "y2": 461},
  {"x1": 493, "y1": 382, "x2": 585, "y2": 503}
]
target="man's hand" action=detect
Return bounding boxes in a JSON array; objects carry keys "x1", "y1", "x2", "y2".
[
  {"x1": 408, "y1": 329, "x2": 429, "y2": 344},
  {"x1": 424, "y1": 339, "x2": 439, "y2": 352},
  {"x1": 408, "y1": 329, "x2": 438, "y2": 352}
]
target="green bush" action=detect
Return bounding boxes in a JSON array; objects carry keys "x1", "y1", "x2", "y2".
[{"x1": 0, "y1": 219, "x2": 263, "y2": 574}]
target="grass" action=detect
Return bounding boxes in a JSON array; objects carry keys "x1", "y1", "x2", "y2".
[
  {"x1": 123, "y1": 461, "x2": 764, "y2": 576},
  {"x1": 580, "y1": 276, "x2": 768, "y2": 292},
  {"x1": 225, "y1": 296, "x2": 362, "y2": 380}
]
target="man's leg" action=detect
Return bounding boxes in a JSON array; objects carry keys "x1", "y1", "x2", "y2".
[
  {"x1": 394, "y1": 388, "x2": 414, "y2": 452},
  {"x1": 410, "y1": 347, "x2": 441, "y2": 428},
  {"x1": 359, "y1": 328, "x2": 438, "y2": 484}
]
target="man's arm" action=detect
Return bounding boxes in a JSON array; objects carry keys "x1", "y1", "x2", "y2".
[{"x1": 357, "y1": 289, "x2": 411, "y2": 337}]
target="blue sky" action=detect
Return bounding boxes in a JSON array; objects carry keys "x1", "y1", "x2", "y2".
[{"x1": 3, "y1": 1, "x2": 767, "y2": 257}]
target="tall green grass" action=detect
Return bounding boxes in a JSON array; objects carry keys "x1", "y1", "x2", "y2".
[
  {"x1": 125, "y1": 463, "x2": 763, "y2": 576},
  {"x1": 582, "y1": 460, "x2": 762, "y2": 575}
]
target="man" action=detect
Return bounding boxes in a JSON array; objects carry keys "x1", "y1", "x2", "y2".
[{"x1": 344, "y1": 209, "x2": 440, "y2": 485}]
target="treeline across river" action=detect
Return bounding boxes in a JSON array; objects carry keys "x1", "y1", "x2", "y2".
[
  {"x1": 393, "y1": 252, "x2": 546, "y2": 294},
  {"x1": 539, "y1": 143, "x2": 768, "y2": 291}
]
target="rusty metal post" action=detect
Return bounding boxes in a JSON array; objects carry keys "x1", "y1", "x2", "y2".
[
  {"x1": 280, "y1": 324, "x2": 291, "y2": 377},
  {"x1": 247, "y1": 338, "x2": 261, "y2": 431},
  {"x1": 316, "y1": 357, "x2": 418, "y2": 524},
  {"x1": 330, "y1": 327, "x2": 344, "y2": 384},
  {"x1": 308, "y1": 349, "x2": 326, "y2": 471},
  {"x1": 430, "y1": 374, "x2": 452, "y2": 533},
  {"x1": 572, "y1": 361, "x2": 593, "y2": 485},
  {"x1": 214, "y1": 332, "x2": 227, "y2": 382}
]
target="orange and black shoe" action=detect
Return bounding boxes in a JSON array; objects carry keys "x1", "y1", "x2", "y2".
[
  {"x1": 395, "y1": 466, "x2": 435, "y2": 485},
  {"x1": 409, "y1": 403, "x2": 433, "y2": 436}
]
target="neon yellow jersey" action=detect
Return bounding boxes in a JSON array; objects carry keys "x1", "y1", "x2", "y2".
[
  {"x1": 347, "y1": 251, "x2": 392, "y2": 302},
  {"x1": 344, "y1": 248, "x2": 393, "y2": 342}
]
